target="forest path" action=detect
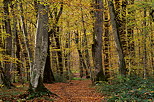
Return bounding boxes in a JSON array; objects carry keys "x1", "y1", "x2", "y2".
[{"x1": 46, "y1": 80, "x2": 105, "y2": 102}]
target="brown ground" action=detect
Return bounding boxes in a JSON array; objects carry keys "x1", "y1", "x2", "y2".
[{"x1": 46, "y1": 80, "x2": 105, "y2": 102}]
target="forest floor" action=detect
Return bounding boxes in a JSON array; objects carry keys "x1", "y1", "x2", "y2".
[
  {"x1": 46, "y1": 80, "x2": 105, "y2": 102},
  {"x1": 0, "y1": 77, "x2": 105, "y2": 102}
]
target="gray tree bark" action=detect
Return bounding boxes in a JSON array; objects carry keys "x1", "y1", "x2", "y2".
[
  {"x1": 92, "y1": 0, "x2": 106, "y2": 82},
  {"x1": 29, "y1": 2, "x2": 50, "y2": 93}
]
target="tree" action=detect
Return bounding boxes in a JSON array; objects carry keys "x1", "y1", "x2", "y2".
[
  {"x1": 50, "y1": 3, "x2": 64, "y2": 75},
  {"x1": 2, "y1": 0, "x2": 14, "y2": 88},
  {"x1": 29, "y1": 1, "x2": 53, "y2": 96},
  {"x1": 74, "y1": 30, "x2": 89, "y2": 78},
  {"x1": 43, "y1": 35, "x2": 55, "y2": 83},
  {"x1": 103, "y1": 0, "x2": 110, "y2": 81},
  {"x1": 92, "y1": 0, "x2": 106, "y2": 82},
  {"x1": 108, "y1": 1, "x2": 127, "y2": 76}
]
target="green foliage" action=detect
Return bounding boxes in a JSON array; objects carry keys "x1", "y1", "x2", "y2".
[
  {"x1": 0, "y1": 86, "x2": 28, "y2": 101},
  {"x1": 96, "y1": 76, "x2": 154, "y2": 102},
  {"x1": 134, "y1": 1, "x2": 154, "y2": 9},
  {"x1": 27, "y1": 91, "x2": 50, "y2": 100}
]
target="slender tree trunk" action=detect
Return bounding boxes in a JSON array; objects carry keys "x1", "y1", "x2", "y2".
[
  {"x1": 18, "y1": 20, "x2": 30, "y2": 81},
  {"x1": 3, "y1": 0, "x2": 14, "y2": 88},
  {"x1": 64, "y1": 32, "x2": 71, "y2": 80},
  {"x1": 50, "y1": 3, "x2": 63, "y2": 75},
  {"x1": 74, "y1": 31, "x2": 87, "y2": 78},
  {"x1": 108, "y1": 1, "x2": 127, "y2": 76},
  {"x1": 80, "y1": 6, "x2": 90, "y2": 78},
  {"x1": 103, "y1": 1, "x2": 110, "y2": 81},
  {"x1": 19, "y1": 1, "x2": 33, "y2": 71},
  {"x1": 16, "y1": 31, "x2": 24, "y2": 83},
  {"x1": 143, "y1": 8, "x2": 148, "y2": 78},
  {"x1": 10, "y1": 1, "x2": 24, "y2": 84},
  {"x1": 127, "y1": 0, "x2": 135, "y2": 76},
  {"x1": 53, "y1": 27, "x2": 63, "y2": 75}
]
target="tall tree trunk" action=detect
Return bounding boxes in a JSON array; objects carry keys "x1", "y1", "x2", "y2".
[
  {"x1": 80, "y1": 5, "x2": 90, "y2": 78},
  {"x1": 143, "y1": 8, "x2": 148, "y2": 78},
  {"x1": 108, "y1": 1, "x2": 127, "y2": 76},
  {"x1": 10, "y1": 1, "x2": 24, "y2": 84},
  {"x1": 50, "y1": 3, "x2": 63, "y2": 75},
  {"x1": 29, "y1": 3, "x2": 51, "y2": 95},
  {"x1": 19, "y1": 1, "x2": 33, "y2": 71},
  {"x1": 3, "y1": 0, "x2": 14, "y2": 88},
  {"x1": 53, "y1": 27, "x2": 63, "y2": 75},
  {"x1": 92, "y1": 0, "x2": 105, "y2": 82},
  {"x1": 74, "y1": 31, "x2": 89, "y2": 78},
  {"x1": 16, "y1": 31, "x2": 24, "y2": 83},
  {"x1": 127, "y1": 0, "x2": 135, "y2": 76},
  {"x1": 64, "y1": 32, "x2": 71, "y2": 80},
  {"x1": 103, "y1": 2, "x2": 110, "y2": 81}
]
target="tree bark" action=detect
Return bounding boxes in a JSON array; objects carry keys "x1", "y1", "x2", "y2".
[
  {"x1": 92, "y1": 0, "x2": 105, "y2": 82},
  {"x1": 50, "y1": 3, "x2": 63, "y2": 75},
  {"x1": 3, "y1": 0, "x2": 14, "y2": 88},
  {"x1": 143, "y1": 8, "x2": 148, "y2": 78},
  {"x1": 19, "y1": 1, "x2": 33, "y2": 71},
  {"x1": 29, "y1": 2, "x2": 51, "y2": 94},
  {"x1": 108, "y1": 1, "x2": 127, "y2": 76},
  {"x1": 74, "y1": 31, "x2": 89, "y2": 78},
  {"x1": 80, "y1": 6, "x2": 90, "y2": 78},
  {"x1": 43, "y1": 36, "x2": 55, "y2": 83},
  {"x1": 103, "y1": 2, "x2": 110, "y2": 81}
]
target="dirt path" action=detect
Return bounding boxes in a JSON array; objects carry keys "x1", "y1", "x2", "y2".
[{"x1": 46, "y1": 80, "x2": 105, "y2": 102}]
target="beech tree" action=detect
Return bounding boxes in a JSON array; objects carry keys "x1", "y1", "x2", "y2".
[
  {"x1": 2, "y1": 0, "x2": 14, "y2": 88},
  {"x1": 0, "y1": 0, "x2": 154, "y2": 92},
  {"x1": 92, "y1": 0, "x2": 106, "y2": 82},
  {"x1": 108, "y1": 1, "x2": 127, "y2": 76},
  {"x1": 29, "y1": 1, "x2": 51, "y2": 95}
]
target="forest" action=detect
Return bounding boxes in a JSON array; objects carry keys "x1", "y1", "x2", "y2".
[{"x1": 0, "y1": 0, "x2": 154, "y2": 101}]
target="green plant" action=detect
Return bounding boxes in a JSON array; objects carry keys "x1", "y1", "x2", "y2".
[{"x1": 96, "y1": 75, "x2": 154, "y2": 102}]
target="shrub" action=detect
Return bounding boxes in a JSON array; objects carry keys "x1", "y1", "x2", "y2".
[
  {"x1": 53, "y1": 71, "x2": 74, "y2": 82},
  {"x1": 96, "y1": 75, "x2": 154, "y2": 102},
  {"x1": 53, "y1": 73, "x2": 67, "y2": 83}
]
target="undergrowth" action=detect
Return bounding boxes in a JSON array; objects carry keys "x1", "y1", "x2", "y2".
[
  {"x1": 0, "y1": 84, "x2": 56, "y2": 101},
  {"x1": 95, "y1": 75, "x2": 154, "y2": 102},
  {"x1": 54, "y1": 73, "x2": 69, "y2": 83}
]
